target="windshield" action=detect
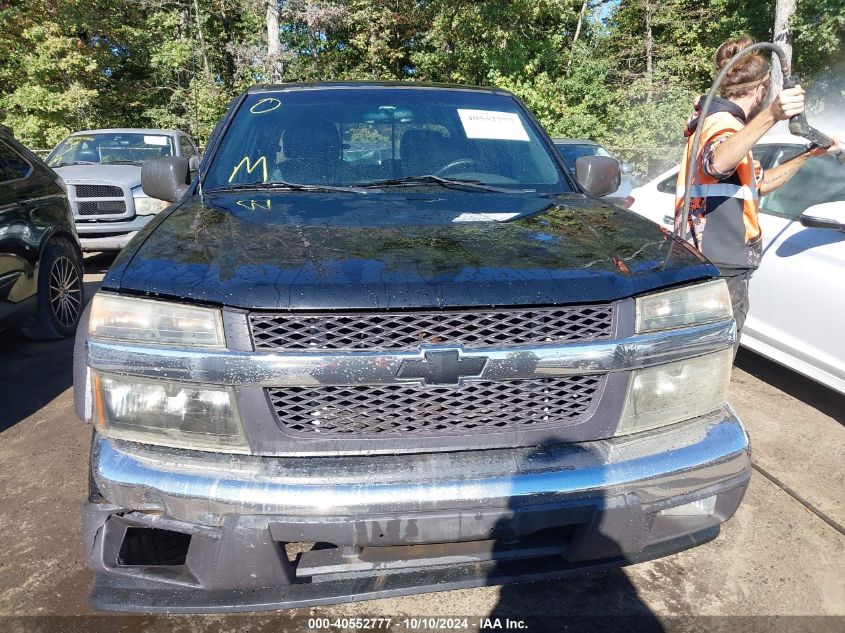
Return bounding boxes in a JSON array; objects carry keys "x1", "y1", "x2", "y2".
[
  {"x1": 554, "y1": 142, "x2": 611, "y2": 169},
  {"x1": 204, "y1": 88, "x2": 570, "y2": 192},
  {"x1": 47, "y1": 133, "x2": 174, "y2": 167}
]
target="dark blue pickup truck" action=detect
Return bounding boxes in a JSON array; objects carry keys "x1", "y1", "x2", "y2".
[{"x1": 74, "y1": 83, "x2": 749, "y2": 612}]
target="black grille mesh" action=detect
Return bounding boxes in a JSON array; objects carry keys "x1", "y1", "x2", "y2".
[
  {"x1": 75, "y1": 184, "x2": 123, "y2": 198},
  {"x1": 267, "y1": 376, "x2": 602, "y2": 437},
  {"x1": 250, "y1": 306, "x2": 614, "y2": 351},
  {"x1": 77, "y1": 201, "x2": 126, "y2": 216}
]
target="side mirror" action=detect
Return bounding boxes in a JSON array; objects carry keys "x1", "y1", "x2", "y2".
[
  {"x1": 575, "y1": 156, "x2": 621, "y2": 198},
  {"x1": 799, "y1": 201, "x2": 845, "y2": 232},
  {"x1": 188, "y1": 155, "x2": 200, "y2": 173},
  {"x1": 141, "y1": 156, "x2": 191, "y2": 203},
  {"x1": 621, "y1": 162, "x2": 635, "y2": 175}
]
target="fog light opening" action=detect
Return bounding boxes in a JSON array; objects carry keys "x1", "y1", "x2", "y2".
[
  {"x1": 117, "y1": 527, "x2": 192, "y2": 566},
  {"x1": 284, "y1": 541, "x2": 328, "y2": 563},
  {"x1": 657, "y1": 495, "x2": 717, "y2": 517}
]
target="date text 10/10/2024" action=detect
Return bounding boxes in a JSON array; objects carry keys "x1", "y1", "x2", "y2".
[{"x1": 308, "y1": 618, "x2": 529, "y2": 630}]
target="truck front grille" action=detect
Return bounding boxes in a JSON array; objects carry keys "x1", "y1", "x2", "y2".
[
  {"x1": 75, "y1": 184, "x2": 123, "y2": 198},
  {"x1": 267, "y1": 375, "x2": 603, "y2": 437},
  {"x1": 78, "y1": 200, "x2": 127, "y2": 216},
  {"x1": 250, "y1": 305, "x2": 614, "y2": 351},
  {"x1": 68, "y1": 183, "x2": 131, "y2": 220}
]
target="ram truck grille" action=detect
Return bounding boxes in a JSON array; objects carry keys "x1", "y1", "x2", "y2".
[
  {"x1": 267, "y1": 375, "x2": 603, "y2": 438},
  {"x1": 74, "y1": 184, "x2": 123, "y2": 198},
  {"x1": 250, "y1": 305, "x2": 614, "y2": 351},
  {"x1": 77, "y1": 200, "x2": 127, "y2": 216},
  {"x1": 68, "y1": 183, "x2": 133, "y2": 221}
]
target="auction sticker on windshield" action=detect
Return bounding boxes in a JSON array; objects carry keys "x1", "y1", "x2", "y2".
[
  {"x1": 458, "y1": 109, "x2": 530, "y2": 142},
  {"x1": 143, "y1": 135, "x2": 170, "y2": 146},
  {"x1": 452, "y1": 212, "x2": 521, "y2": 222}
]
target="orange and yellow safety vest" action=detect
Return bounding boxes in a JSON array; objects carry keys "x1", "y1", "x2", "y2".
[{"x1": 675, "y1": 100, "x2": 763, "y2": 271}]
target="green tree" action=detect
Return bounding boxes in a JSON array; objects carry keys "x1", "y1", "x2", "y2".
[
  {"x1": 0, "y1": 0, "x2": 840, "y2": 161},
  {"x1": 0, "y1": 0, "x2": 146, "y2": 146}
]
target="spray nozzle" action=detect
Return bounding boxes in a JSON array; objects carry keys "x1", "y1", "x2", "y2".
[{"x1": 781, "y1": 74, "x2": 837, "y2": 151}]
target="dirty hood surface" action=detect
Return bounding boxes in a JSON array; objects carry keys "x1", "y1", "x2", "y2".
[{"x1": 105, "y1": 191, "x2": 714, "y2": 309}]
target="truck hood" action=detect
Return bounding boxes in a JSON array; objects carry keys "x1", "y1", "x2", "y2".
[
  {"x1": 105, "y1": 191, "x2": 715, "y2": 309},
  {"x1": 53, "y1": 164, "x2": 141, "y2": 189}
]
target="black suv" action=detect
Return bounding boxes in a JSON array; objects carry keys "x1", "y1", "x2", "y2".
[{"x1": 0, "y1": 125, "x2": 84, "y2": 339}]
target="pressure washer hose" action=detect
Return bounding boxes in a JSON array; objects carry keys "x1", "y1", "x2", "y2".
[{"x1": 678, "y1": 43, "x2": 790, "y2": 242}]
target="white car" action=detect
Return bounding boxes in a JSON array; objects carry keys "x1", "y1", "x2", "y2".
[{"x1": 627, "y1": 133, "x2": 845, "y2": 394}]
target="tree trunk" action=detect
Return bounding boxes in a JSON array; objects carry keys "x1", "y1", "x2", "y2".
[
  {"x1": 645, "y1": 0, "x2": 653, "y2": 102},
  {"x1": 443, "y1": 38, "x2": 455, "y2": 81},
  {"x1": 179, "y1": 8, "x2": 190, "y2": 86},
  {"x1": 771, "y1": 0, "x2": 797, "y2": 94},
  {"x1": 266, "y1": 0, "x2": 283, "y2": 82},
  {"x1": 566, "y1": 0, "x2": 589, "y2": 76},
  {"x1": 192, "y1": 0, "x2": 212, "y2": 81},
  {"x1": 307, "y1": 29, "x2": 320, "y2": 61}
]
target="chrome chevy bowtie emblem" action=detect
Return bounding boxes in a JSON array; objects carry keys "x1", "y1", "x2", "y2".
[{"x1": 396, "y1": 349, "x2": 488, "y2": 386}]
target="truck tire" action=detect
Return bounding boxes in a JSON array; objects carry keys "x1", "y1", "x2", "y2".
[{"x1": 22, "y1": 236, "x2": 84, "y2": 340}]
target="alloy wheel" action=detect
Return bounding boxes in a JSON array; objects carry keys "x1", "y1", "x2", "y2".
[{"x1": 49, "y1": 256, "x2": 82, "y2": 328}]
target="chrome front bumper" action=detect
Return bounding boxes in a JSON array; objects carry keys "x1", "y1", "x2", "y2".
[
  {"x1": 79, "y1": 232, "x2": 138, "y2": 251},
  {"x1": 76, "y1": 215, "x2": 153, "y2": 251},
  {"x1": 84, "y1": 407, "x2": 750, "y2": 611},
  {"x1": 91, "y1": 406, "x2": 749, "y2": 527}
]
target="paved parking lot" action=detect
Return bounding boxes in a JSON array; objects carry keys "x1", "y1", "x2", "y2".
[{"x1": 0, "y1": 254, "x2": 843, "y2": 632}]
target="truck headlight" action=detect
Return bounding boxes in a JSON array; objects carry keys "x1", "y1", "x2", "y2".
[
  {"x1": 616, "y1": 349, "x2": 732, "y2": 436},
  {"x1": 636, "y1": 280, "x2": 732, "y2": 333},
  {"x1": 89, "y1": 293, "x2": 225, "y2": 347},
  {"x1": 134, "y1": 196, "x2": 171, "y2": 215},
  {"x1": 92, "y1": 371, "x2": 248, "y2": 453}
]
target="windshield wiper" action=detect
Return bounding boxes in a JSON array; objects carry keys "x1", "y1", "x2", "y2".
[
  {"x1": 105, "y1": 160, "x2": 142, "y2": 165},
  {"x1": 355, "y1": 175, "x2": 531, "y2": 193},
  {"x1": 53, "y1": 160, "x2": 96, "y2": 167},
  {"x1": 206, "y1": 181, "x2": 367, "y2": 194}
]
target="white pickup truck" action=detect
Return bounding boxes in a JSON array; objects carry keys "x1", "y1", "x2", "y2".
[{"x1": 47, "y1": 128, "x2": 199, "y2": 251}]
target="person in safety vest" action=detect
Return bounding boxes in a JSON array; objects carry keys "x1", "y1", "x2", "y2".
[{"x1": 675, "y1": 36, "x2": 839, "y2": 350}]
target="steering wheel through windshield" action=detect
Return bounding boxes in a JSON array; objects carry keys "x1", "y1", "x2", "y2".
[{"x1": 436, "y1": 158, "x2": 482, "y2": 177}]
